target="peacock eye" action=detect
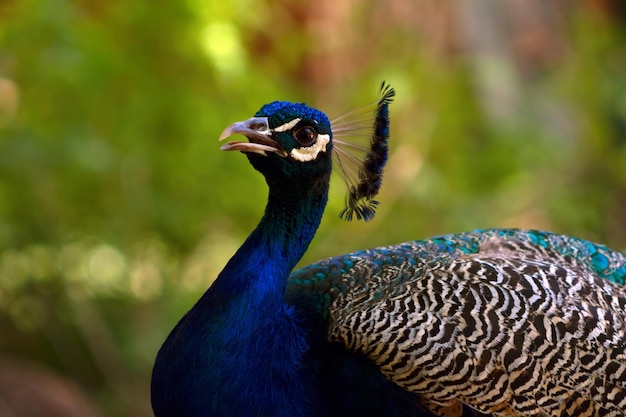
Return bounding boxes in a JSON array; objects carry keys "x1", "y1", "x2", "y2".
[{"x1": 293, "y1": 126, "x2": 317, "y2": 147}]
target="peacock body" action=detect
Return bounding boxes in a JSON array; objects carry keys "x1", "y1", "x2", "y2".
[
  {"x1": 151, "y1": 84, "x2": 626, "y2": 417},
  {"x1": 289, "y1": 228, "x2": 626, "y2": 416}
]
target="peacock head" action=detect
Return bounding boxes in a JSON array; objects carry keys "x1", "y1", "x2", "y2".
[
  {"x1": 219, "y1": 83, "x2": 395, "y2": 221},
  {"x1": 219, "y1": 101, "x2": 334, "y2": 183}
]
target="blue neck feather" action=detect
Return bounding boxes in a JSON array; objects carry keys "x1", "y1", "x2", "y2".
[
  {"x1": 209, "y1": 178, "x2": 329, "y2": 309},
  {"x1": 151, "y1": 170, "x2": 330, "y2": 417}
]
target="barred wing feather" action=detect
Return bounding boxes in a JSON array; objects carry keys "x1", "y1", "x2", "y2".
[{"x1": 288, "y1": 229, "x2": 626, "y2": 417}]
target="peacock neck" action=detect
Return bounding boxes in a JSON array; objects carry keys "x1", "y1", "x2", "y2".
[
  {"x1": 207, "y1": 174, "x2": 330, "y2": 310},
  {"x1": 151, "y1": 173, "x2": 331, "y2": 417}
]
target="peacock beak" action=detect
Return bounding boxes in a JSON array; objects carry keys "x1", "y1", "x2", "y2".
[{"x1": 219, "y1": 117, "x2": 288, "y2": 157}]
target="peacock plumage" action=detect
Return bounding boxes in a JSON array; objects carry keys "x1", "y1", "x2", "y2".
[
  {"x1": 290, "y1": 229, "x2": 626, "y2": 416},
  {"x1": 151, "y1": 84, "x2": 626, "y2": 417}
]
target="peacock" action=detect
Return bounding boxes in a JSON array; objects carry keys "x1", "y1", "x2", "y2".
[{"x1": 151, "y1": 83, "x2": 626, "y2": 417}]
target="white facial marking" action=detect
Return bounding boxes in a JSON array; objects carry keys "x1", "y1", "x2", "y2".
[
  {"x1": 273, "y1": 118, "x2": 302, "y2": 133},
  {"x1": 289, "y1": 134, "x2": 330, "y2": 162}
]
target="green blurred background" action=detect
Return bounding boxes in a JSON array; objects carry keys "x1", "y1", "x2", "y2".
[{"x1": 0, "y1": 0, "x2": 625, "y2": 415}]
